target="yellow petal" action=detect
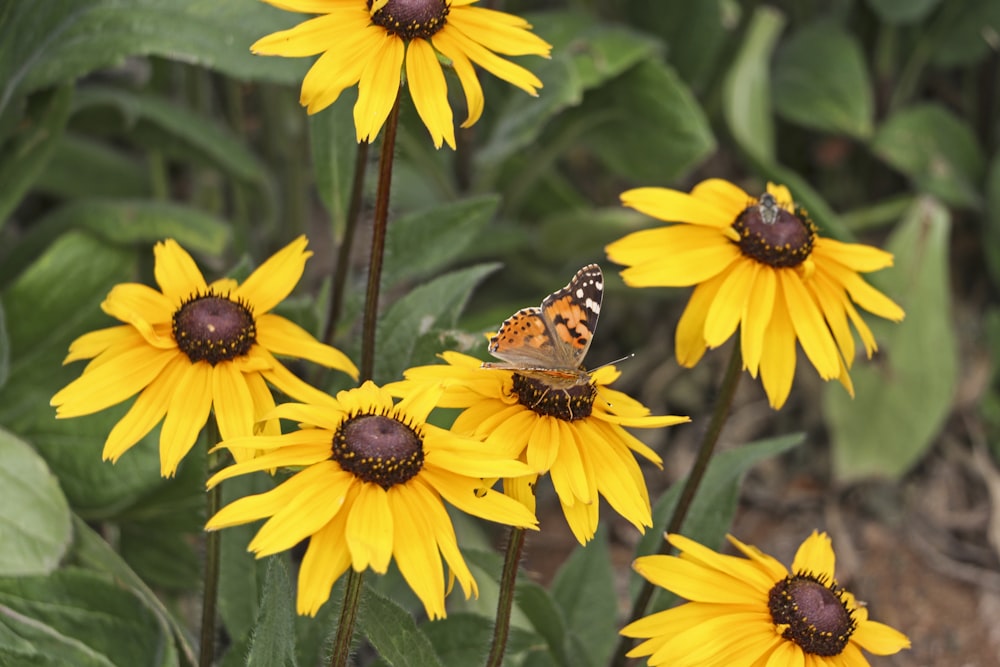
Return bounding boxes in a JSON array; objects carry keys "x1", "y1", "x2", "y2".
[
  {"x1": 691, "y1": 178, "x2": 752, "y2": 213},
  {"x1": 758, "y1": 293, "x2": 797, "y2": 409},
  {"x1": 296, "y1": 511, "x2": 353, "y2": 616},
  {"x1": 618, "y1": 240, "x2": 740, "y2": 288},
  {"x1": 820, "y1": 257, "x2": 905, "y2": 321},
  {"x1": 404, "y1": 478, "x2": 477, "y2": 599},
  {"x1": 101, "y1": 283, "x2": 175, "y2": 347},
  {"x1": 704, "y1": 259, "x2": 756, "y2": 348},
  {"x1": 432, "y1": 29, "x2": 484, "y2": 128},
  {"x1": 620, "y1": 187, "x2": 736, "y2": 228},
  {"x1": 778, "y1": 269, "x2": 841, "y2": 380},
  {"x1": 158, "y1": 361, "x2": 213, "y2": 476},
  {"x1": 299, "y1": 24, "x2": 380, "y2": 114},
  {"x1": 52, "y1": 346, "x2": 176, "y2": 418},
  {"x1": 354, "y1": 33, "x2": 404, "y2": 142},
  {"x1": 445, "y1": 6, "x2": 552, "y2": 57},
  {"x1": 235, "y1": 236, "x2": 309, "y2": 315},
  {"x1": 211, "y1": 361, "x2": 256, "y2": 440},
  {"x1": 345, "y1": 483, "x2": 393, "y2": 572},
  {"x1": 791, "y1": 531, "x2": 835, "y2": 578},
  {"x1": 675, "y1": 274, "x2": 725, "y2": 367},
  {"x1": 607, "y1": 224, "x2": 733, "y2": 272},
  {"x1": 389, "y1": 483, "x2": 447, "y2": 619},
  {"x1": 153, "y1": 239, "x2": 207, "y2": 305},
  {"x1": 852, "y1": 619, "x2": 911, "y2": 655},
  {"x1": 63, "y1": 325, "x2": 141, "y2": 364},
  {"x1": 765, "y1": 182, "x2": 794, "y2": 209},
  {"x1": 102, "y1": 355, "x2": 188, "y2": 463},
  {"x1": 405, "y1": 38, "x2": 455, "y2": 149},
  {"x1": 812, "y1": 237, "x2": 894, "y2": 273},
  {"x1": 251, "y1": 10, "x2": 361, "y2": 57},
  {"x1": 740, "y1": 264, "x2": 775, "y2": 377},
  {"x1": 256, "y1": 313, "x2": 358, "y2": 378},
  {"x1": 437, "y1": 22, "x2": 541, "y2": 95},
  {"x1": 422, "y1": 466, "x2": 537, "y2": 528}
]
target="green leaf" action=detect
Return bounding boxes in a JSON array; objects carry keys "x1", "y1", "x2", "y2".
[
  {"x1": 984, "y1": 152, "x2": 1000, "y2": 288},
  {"x1": 870, "y1": 104, "x2": 986, "y2": 209},
  {"x1": 635, "y1": 434, "x2": 804, "y2": 586},
  {"x1": 721, "y1": 6, "x2": 786, "y2": 165},
  {"x1": 0, "y1": 568, "x2": 176, "y2": 667},
  {"x1": 0, "y1": 86, "x2": 72, "y2": 229},
  {"x1": 0, "y1": 609, "x2": 116, "y2": 667},
  {"x1": 478, "y1": 11, "x2": 661, "y2": 168},
  {"x1": 421, "y1": 613, "x2": 536, "y2": 667},
  {"x1": 245, "y1": 558, "x2": 298, "y2": 667},
  {"x1": 309, "y1": 88, "x2": 361, "y2": 235},
  {"x1": 33, "y1": 133, "x2": 151, "y2": 199},
  {"x1": 70, "y1": 515, "x2": 196, "y2": 665},
  {"x1": 0, "y1": 429, "x2": 71, "y2": 576},
  {"x1": 515, "y1": 581, "x2": 571, "y2": 666},
  {"x1": 550, "y1": 528, "x2": 616, "y2": 667},
  {"x1": 865, "y1": 0, "x2": 941, "y2": 23},
  {"x1": 621, "y1": 0, "x2": 735, "y2": 90},
  {"x1": 825, "y1": 197, "x2": 957, "y2": 481},
  {"x1": 374, "y1": 263, "x2": 500, "y2": 383},
  {"x1": 0, "y1": 301, "x2": 8, "y2": 390},
  {"x1": 73, "y1": 86, "x2": 270, "y2": 188},
  {"x1": 926, "y1": 0, "x2": 1000, "y2": 67},
  {"x1": 772, "y1": 22, "x2": 874, "y2": 138},
  {"x1": 382, "y1": 196, "x2": 500, "y2": 288},
  {"x1": 358, "y1": 585, "x2": 443, "y2": 667},
  {"x1": 2, "y1": 0, "x2": 307, "y2": 110},
  {"x1": 0, "y1": 231, "x2": 168, "y2": 515},
  {"x1": 571, "y1": 60, "x2": 716, "y2": 184}
]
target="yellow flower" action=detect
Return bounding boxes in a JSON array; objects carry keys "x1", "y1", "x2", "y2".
[
  {"x1": 205, "y1": 381, "x2": 537, "y2": 618},
  {"x1": 251, "y1": 0, "x2": 552, "y2": 149},
  {"x1": 605, "y1": 179, "x2": 905, "y2": 409},
  {"x1": 621, "y1": 531, "x2": 911, "y2": 666},
  {"x1": 51, "y1": 236, "x2": 358, "y2": 477},
  {"x1": 389, "y1": 352, "x2": 689, "y2": 545}
]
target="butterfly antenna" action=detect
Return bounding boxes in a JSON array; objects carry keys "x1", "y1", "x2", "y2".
[{"x1": 591, "y1": 352, "x2": 635, "y2": 372}]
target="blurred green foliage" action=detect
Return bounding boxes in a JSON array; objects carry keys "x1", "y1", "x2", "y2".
[{"x1": 0, "y1": 0, "x2": 996, "y2": 665}]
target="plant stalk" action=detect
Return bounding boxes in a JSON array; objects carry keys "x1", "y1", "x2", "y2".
[
  {"x1": 485, "y1": 527, "x2": 527, "y2": 667},
  {"x1": 611, "y1": 343, "x2": 742, "y2": 667}
]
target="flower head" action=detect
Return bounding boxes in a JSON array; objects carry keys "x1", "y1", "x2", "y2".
[
  {"x1": 389, "y1": 352, "x2": 688, "y2": 545},
  {"x1": 621, "y1": 531, "x2": 911, "y2": 666},
  {"x1": 205, "y1": 380, "x2": 537, "y2": 618},
  {"x1": 51, "y1": 236, "x2": 358, "y2": 476},
  {"x1": 605, "y1": 179, "x2": 905, "y2": 409},
  {"x1": 252, "y1": 0, "x2": 552, "y2": 149}
]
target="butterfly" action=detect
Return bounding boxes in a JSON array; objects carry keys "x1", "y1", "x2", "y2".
[{"x1": 481, "y1": 264, "x2": 603, "y2": 388}]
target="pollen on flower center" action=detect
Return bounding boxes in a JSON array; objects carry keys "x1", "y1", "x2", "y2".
[
  {"x1": 732, "y1": 192, "x2": 816, "y2": 268},
  {"x1": 334, "y1": 413, "x2": 424, "y2": 488},
  {"x1": 172, "y1": 292, "x2": 256, "y2": 365},
  {"x1": 369, "y1": 0, "x2": 449, "y2": 40},
  {"x1": 768, "y1": 573, "x2": 857, "y2": 657},
  {"x1": 511, "y1": 374, "x2": 596, "y2": 421}
]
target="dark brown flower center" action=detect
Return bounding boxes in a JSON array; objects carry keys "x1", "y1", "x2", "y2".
[
  {"x1": 511, "y1": 373, "x2": 596, "y2": 421},
  {"x1": 369, "y1": 0, "x2": 449, "y2": 40},
  {"x1": 768, "y1": 573, "x2": 857, "y2": 656},
  {"x1": 732, "y1": 192, "x2": 816, "y2": 268},
  {"x1": 333, "y1": 413, "x2": 424, "y2": 489},
  {"x1": 172, "y1": 291, "x2": 256, "y2": 365}
]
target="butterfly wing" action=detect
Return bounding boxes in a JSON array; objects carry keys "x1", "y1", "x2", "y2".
[{"x1": 539, "y1": 263, "x2": 603, "y2": 369}]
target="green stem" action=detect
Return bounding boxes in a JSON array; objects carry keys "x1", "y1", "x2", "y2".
[
  {"x1": 485, "y1": 527, "x2": 526, "y2": 667},
  {"x1": 359, "y1": 92, "x2": 402, "y2": 382},
  {"x1": 322, "y1": 140, "x2": 370, "y2": 347},
  {"x1": 611, "y1": 343, "x2": 742, "y2": 667},
  {"x1": 329, "y1": 570, "x2": 365, "y2": 667},
  {"x1": 199, "y1": 424, "x2": 223, "y2": 667},
  {"x1": 327, "y1": 88, "x2": 401, "y2": 667}
]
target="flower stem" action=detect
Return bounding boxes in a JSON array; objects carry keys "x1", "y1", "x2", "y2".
[
  {"x1": 329, "y1": 569, "x2": 365, "y2": 667},
  {"x1": 322, "y1": 140, "x2": 370, "y2": 348},
  {"x1": 328, "y1": 88, "x2": 402, "y2": 667},
  {"x1": 199, "y1": 423, "x2": 222, "y2": 667},
  {"x1": 611, "y1": 343, "x2": 742, "y2": 667},
  {"x1": 485, "y1": 527, "x2": 526, "y2": 667},
  {"x1": 359, "y1": 93, "x2": 402, "y2": 382}
]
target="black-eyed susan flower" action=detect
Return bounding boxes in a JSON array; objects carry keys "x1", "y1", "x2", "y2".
[
  {"x1": 250, "y1": 0, "x2": 552, "y2": 149},
  {"x1": 51, "y1": 236, "x2": 358, "y2": 477},
  {"x1": 621, "y1": 531, "x2": 911, "y2": 666},
  {"x1": 388, "y1": 352, "x2": 689, "y2": 545},
  {"x1": 205, "y1": 380, "x2": 537, "y2": 618},
  {"x1": 605, "y1": 179, "x2": 905, "y2": 409}
]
